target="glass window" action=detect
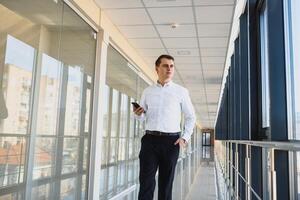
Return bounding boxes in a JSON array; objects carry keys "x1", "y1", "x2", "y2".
[
  {"x1": 0, "y1": 1, "x2": 96, "y2": 199},
  {"x1": 60, "y1": 178, "x2": 76, "y2": 200},
  {"x1": 286, "y1": 0, "x2": 300, "y2": 139},
  {"x1": 0, "y1": 137, "x2": 26, "y2": 187},
  {"x1": 1, "y1": 35, "x2": 35, "y2": 135},
  {"x1": 64, "y1": 66, "x2": 83, "y2": 136},
  {"x1": 33, "y1": 137, "x2": 56, "y2": 179},
  {"x1": 260, "y1": 2, "x2": 270, "y2": 128},
  {"x1": 37, "y1": 54, "x2": 62, "y2": 135},
  {"x1": 285, "y1": 0, "x2": 300, "y2": 198},
  {"x1": 99, "y1": 45, "x2": 150, "y2": 199}
]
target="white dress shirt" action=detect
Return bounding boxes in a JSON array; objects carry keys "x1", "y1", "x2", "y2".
[{"x1": 135, "y1": 81, "x2": 196, "y2": 142}]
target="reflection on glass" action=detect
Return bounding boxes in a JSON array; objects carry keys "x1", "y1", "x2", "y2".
[
  {"x1": 0, "y1": 192, "x2": 23, "y2": 200},
  {"x1": 111, "y1": 89, "x2": 119, "y2": 138},
  {"x1": 60, "y1": 178, "x2": 76, "y2": 200},
  {"x1": 1, "y1": 35, "x2": 34, "y2": 135},
  {"x1": 288, "y1": 1, "x2": 300, "y2": 198},
  {"x1": 101, "y1": 85, "x2": 110, "y2": 166},
  {"x1": 290, "y1": 0, "x2": 300, "y2": 139},
  {"x1": 85, "y1": 86, "x2": 92, "y2": 133},
  {"x1": 0, "y1": 137, "x2": 26, "y2": 187},
  {"x1": 62, "y1": 138, "x2": 79, "y2": 174},
  {"x1": 0, "y1": 0, "x2": 95, "y2": 199},
  {"x1": 37, "y1": 54, "x2": 61, "y2": 135},
  {"x1": 119, "y1": 94, "x2": 128, "y2": 138},
  {"x1": 32, "y1": 183, "x2": 50, "y2": 200},
  {"x1": 117, "y1": 163, "x2": 126, "y2": 191},
  {"x1": 83, "y1": 138, "x2": 88, "y2": 171},
  {"x1": 64, "y1": 66, "x2": 82, "y2": 136},
  {"x1": 33, "y1": 137, "x2": 55, "y2": 179},
  {"x1": 100, "y1": 46, "x2": 150, "y2": 199},
  {"x1": 260, "y1": 3, "x2": 270, "y2": 128}
]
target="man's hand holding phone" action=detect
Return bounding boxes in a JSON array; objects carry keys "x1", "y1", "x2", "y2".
[{"x1": 132, "y1": 102, "x2": 145, "y2": 116}]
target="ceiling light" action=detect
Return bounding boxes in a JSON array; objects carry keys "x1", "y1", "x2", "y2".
[
  {"x1": 177, "y1": 50, "x2": 191, "y2": 55},
  {"x1": 170, "y1": 23, "x2": 179, "y2": 29}
]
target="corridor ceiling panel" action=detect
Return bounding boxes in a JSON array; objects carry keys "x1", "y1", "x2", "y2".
[
  {"x1": 118, "y1": 25, "x2": 158, "y2": 38},
  {"x1": 167, "y1": 49, "x2": 200, "y2": 57},
  {"x1": 104, "y1": 9, "x2": 152, "y2": 25},
  {"x1": 147, "y1": 7, "x2": 194, "y2": 24},
  {"x1": 201, "y1": 48, "x2": 227, "y2": 57},
  {"x1": 195, "y1": 6, "x2": 233, "y2": 23},
  {"x1": 138, "y1": 49, "x2": 167, "y2": 56},
  {"x1": 156, "y1": 24, "x2": 196, "y2": 37},
  {"x1": 95, "y1": 0, "x2": 236, "y2": 128},
  {"x1": 198, "y1": 38, "x2": 228, "y2": 48},
  {"x1": 162, "y1": 38, "x2": 198, "y2": 48},
  {"x1": 194, "y1": 0, "x2": 234, "y2": 6},
  {"x1": 128, "y1": 38, "x2": 164, "y2": 48},
  {"x1": 143, "y1": 0, "x2": 192, "y2": 7},
  {"x1": 197, "y1": 24, "x2": 230, "y2": 37}
]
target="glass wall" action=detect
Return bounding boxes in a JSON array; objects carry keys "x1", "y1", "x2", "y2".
[
  {"x1": 99, "y1": 45, "x2": 149, "y2": 199},
  {"x1": 0, "y1": 0, "x2": 96, "y2": 199},
  {"x1": 259, "y1": 2, "x2": 270, "y2": 129},
  {"x1": 172, "y1": 127, "x2": 201, "y2": 200},
  {"x1": 285, "y1": 0, "x2": 300, "y2": 140},
  {"x1": 285, "y1": 0, "x2": 300, "y2": 197}
]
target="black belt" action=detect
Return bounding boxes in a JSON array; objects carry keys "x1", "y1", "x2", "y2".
[{"x1": 146, "y1": 130, "x2": 180, "y2": 136}]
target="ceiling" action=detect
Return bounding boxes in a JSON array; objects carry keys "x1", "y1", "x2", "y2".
[{"x1": 94, "y1": 0, "x2": 236, "y2": 128}]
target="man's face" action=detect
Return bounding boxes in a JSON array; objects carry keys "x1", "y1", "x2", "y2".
[{"x1": 156, "y1": 58, "x2": 174, "y2": 81}]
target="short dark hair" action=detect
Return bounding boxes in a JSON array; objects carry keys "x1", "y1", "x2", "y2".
[{"x1": 155, "y1": 54, "x2": 174, "y2": 66}]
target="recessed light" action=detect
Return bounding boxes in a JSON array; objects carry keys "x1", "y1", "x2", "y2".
[
  {"x1": 171, "y1": 23, "x2": 179, "y2": 29},
  {"x1": 177, "y1": 50, "x2": 191, "y2": 55}
]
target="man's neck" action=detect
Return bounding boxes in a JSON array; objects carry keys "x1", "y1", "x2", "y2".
[{"x1": 157, "y1": 79, "x2": 171, "y2": 86}]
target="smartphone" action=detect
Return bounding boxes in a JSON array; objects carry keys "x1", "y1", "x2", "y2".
[
  {"x1": 131, "y1": 102, "x2": 146, "y2": 113},
  {"x1": 131, "y1": 102, "x2": 141, "y2": 109}
]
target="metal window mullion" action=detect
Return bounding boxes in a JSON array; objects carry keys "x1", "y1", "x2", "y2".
[
  {"x1": 24, "y1": 49, "x2": 42, "y2": 200},
  {"x1": 103, "y1": 87, "x2": 113, "y2": 197},
  {"x1": 52, "y1": 64, "x2": 69, "y2": 200},
  {"x1": 88, "y1": 30, "x2": 109, "y2": 200},
  {"x1": 113, "y1": 92, "x2": 121, "y2": 192},
  {"x1": 124, "y1": 96, "x2": 131, "y2": 187},
  {"x1": 76, "y1": 73, "x2": 88, "y2": 200}
]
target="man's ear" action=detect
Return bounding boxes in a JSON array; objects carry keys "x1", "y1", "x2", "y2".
[{"x1": 155, "y1": 66, "x2": 158, "y2": 73}]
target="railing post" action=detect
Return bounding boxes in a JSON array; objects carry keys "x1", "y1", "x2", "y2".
[
  {"x1": 270, "y1": 149, "x2": 276, "y2": 200},
  {"x1": 245, "y1": 144, "x2": 251, "y2": 200},
  {"x1": 230, "y1": 142, "x2": 233, "y2": 198},
  {"x1": 263, "y1": 148, "x2": 276, "y2": 200},
  {"x1": 225, "y1": 141, "x2": 228, "y2": 200},
  {"x1": 235, "y1": 143, "x2": 239, "y2": 199}
]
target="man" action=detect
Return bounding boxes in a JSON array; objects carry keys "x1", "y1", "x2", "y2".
[{"x1": 134, "y1": 55, "x2": 196, "y2": 200}]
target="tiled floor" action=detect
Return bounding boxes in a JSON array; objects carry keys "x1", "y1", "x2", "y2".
[{"x1": 186, "y1": 146, "x2": 217, "y2": 200}]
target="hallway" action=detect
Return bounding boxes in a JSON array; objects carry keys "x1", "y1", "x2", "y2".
[{"x1": 186, "y1": 147, "x2": 216, "y2": 200}]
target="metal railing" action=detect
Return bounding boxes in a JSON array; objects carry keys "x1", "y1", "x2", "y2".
[{"x1": 215, "y1": 140, "x2": 300, "y2": 200}]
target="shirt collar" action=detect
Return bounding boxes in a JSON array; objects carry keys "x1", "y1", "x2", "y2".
[{"x1": 156, "y1": 80, "x2": 173, "y2": 87}]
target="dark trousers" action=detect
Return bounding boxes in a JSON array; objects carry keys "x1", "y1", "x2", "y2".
[{"x1": 138, "y1": 134, "x2": 180, "y2": 200}]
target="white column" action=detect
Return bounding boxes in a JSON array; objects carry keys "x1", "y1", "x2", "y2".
[{"x1": 88, "y1": 30, "x2": 109, "y2": 200}]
